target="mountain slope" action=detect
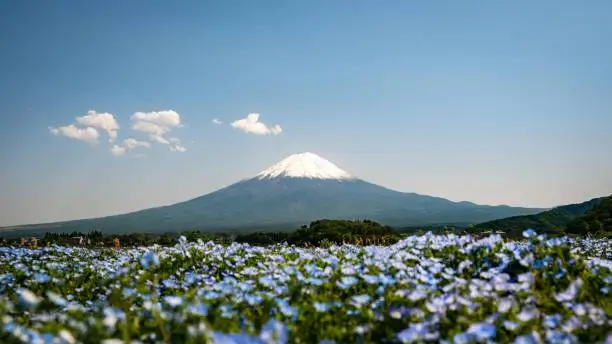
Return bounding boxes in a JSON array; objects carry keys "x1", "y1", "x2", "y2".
[
  {"x1": 0, "y1": 152, "x2": 545, "y2": 237},
  {"x1": 566, "y1": 195, "x2": 612, "y2": 235},
  {"x1": 470, "y1": 197, "x2": 604, "y2": 236}
]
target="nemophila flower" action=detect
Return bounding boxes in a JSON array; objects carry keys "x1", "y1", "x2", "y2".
[
  {"x1": 306, "y1": 277, "x2": 324, "y2": 286},
  {"x1": 546, "y1": 237, "x2": 565, "y2": 248},
  {"x1": 467, "y1": 322, "x2": 496, "y2": 341},
  {"x1": 407, "y1": 289, "x2": 429, "y2": 302},
  {"x1": 16, "y1": 288, "x2": 41, "y2": 309},
  {"x1": 561, "y1": 316, "x2": 583, "y2": 332},
  {"x1": 102, "y1": 339, "x2": 127, "y2": 344},
  {"x1": 351, "y1": 294, "x2": 371, "y2": 307},
  {"x1": 354, "y1": 324, "x2": 372, "y2": 335},
  {"x1": 58, "y1": 329, "x2": 76, "y2": 344},
  {"x1": 121, "y1": 288, "x2": 137, "y2": 298},
  {"x1": 341, "y1": 264, "x2": 357, "y2": 275},
  {"x1": 497, "y1": 297, "x2": 514, "y2": 313},
  {"x1": 523, "y1": 229, "x2": 537, "y2": 238},
  {"x1": 337, "y1": 276, "x2": 358, "y2": 289},
  {"x1": 275, "y1": 298, "x2": 297, "y2": 318},
  {"x1": 543, "y1": 314, "x2": 562, "y2": 328},
  {"x1": 46, "y1": 291, "x2": 68, "y2": 307},
  {"x1": 554, "y1": 278, "x2": 583, "y2": 302},
  {"x1": 504, "y1": 321, "x2": 521, "y2": 331},
  {"x1": 397, "y1": 323, "x2": 429, "y2": 343},
  {"x1": 260, "y1": 319, "x2": 288, "y2": 344},
  {"x1": 33, "y1": 272, "x2": 51, "y2": 283},
  {"x1": 163, "y1": 295, "x2": 184, "y2": 307},
  {"x1": 545, "y1": 330, "x2": 576, "y2": 344},
  {"x1": 140, "y1": 251, "x2": 160, "y2": 268},
  {"x1": 571, "y1": 303, "x2": 586, "y2": 317},
  {"x1": 517, "y1": 307, "x2": 539, "y2": 323},
  {"x1": 245, "y1": 294, "x2": 263, "y2": 306},
  {"x1": 452, "y1": 332, "x2": 471, "y2": 344},
  {"x1": 361, "y1": 274, "x2": 379, "y2": 284},
  {"x1": 587, "y1": 304, "x2": 607, "y2": 325},
  {"x1": 103, "y1": 307, "x2": 125, "y2": 330},
  {"x1": 313, "y1": 302, "x2": 331, "y2": 313},
  {"x1": 513, "y1": 332, "x2": 541, "y2": 344}
]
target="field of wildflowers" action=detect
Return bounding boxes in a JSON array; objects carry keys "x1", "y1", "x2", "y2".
[{"x1": 1, "y1": 230, "x2": 611, "y2": 343}]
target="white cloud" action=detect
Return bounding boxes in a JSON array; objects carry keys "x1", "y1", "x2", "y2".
[
  {"x1": 109, "y1": 138, "x2": 151, "y2": 157},
  {"x1": 132, "y1": 121, "x2": 168, "y2": 136},
  {"x1": 75, "y1": 110, "x2": 119, "y2": 143},
  {"x1": 130, "y1": 110, "x2": 185, "y2": 152},
  {"x1": 230, "y1": 113, "x2": 282, "y2": 135},
  {"x1": 131, "y1": 110, "x2": 181, "y2": 128},
  {"x1": 212, "y1": 118, "x2": 222, "y2": 125},
  {"x1": 108, "y1": 131, "x2": 118, "y2": 143},
  {"x1": 50, "y1": 108, "x2": 188, "y2": 156},
  {"x1": 122, "y1": 138, "x2": 151, "y2": 149},
  {"x1": 110, "y1": 145, "x2": 126, "y2": 156},
  {"x1": 170, "y1": 143, "x2": 187, "y2": 153},
  {"x1": 48, "y1": 125, "x2": 100, "y2": 143}
]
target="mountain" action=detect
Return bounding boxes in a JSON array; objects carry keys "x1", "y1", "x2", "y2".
[
  {"x1": 470, "y1": 196, "x2": 605, "y2": 236},
  {"x1": 0, "y1": 152, "x2": 545, "y2": 237},
  {"x1": 566, "y1": 195, "x2": 612, "y2": 236}
]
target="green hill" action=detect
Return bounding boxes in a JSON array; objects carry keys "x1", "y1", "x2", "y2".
[
  {"x1": 566, "y1": 195, "x2": 612, "y2": 236},
  {"x1": 470, "y1": 196, "x2": 605, "y2": 237}
]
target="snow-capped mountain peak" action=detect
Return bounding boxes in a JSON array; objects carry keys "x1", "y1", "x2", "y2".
[{"x1": 255, "y1": 152, "x2": 355, "y2": 180}]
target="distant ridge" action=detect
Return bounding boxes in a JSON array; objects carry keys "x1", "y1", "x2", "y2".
[
  {"x1": 471, "y1": 196, "x2": 604, "y2": 236},
  {"x1": 0, "y1": 152, "x2": 544, "y2": 237}
]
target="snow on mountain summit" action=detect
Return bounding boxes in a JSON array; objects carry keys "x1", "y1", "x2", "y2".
[{"x1": 255, "y1": 152, "x2": 355, "y2": 180}]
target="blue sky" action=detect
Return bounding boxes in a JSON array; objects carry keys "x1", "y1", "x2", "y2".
[{"x1": 1, "y1": 1, "x2": 611, "y2": 226}]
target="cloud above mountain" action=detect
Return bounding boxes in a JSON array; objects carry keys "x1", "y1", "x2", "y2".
[
  {"x1": 130, "y1": 110, "x2": 186, "y2": 152},
  {"x1": 212, "y1": 118, "x2": 222, "y2": 125},
  {"x1": 123, "y1": 138, "x2": 151, "y2": 149},
  {"x1": 110, "y1": 144, "x2": 127, "y2": 156},
  {"x1": 49, "y1": 110, "x2": 119, "y2": 144},
  {"x1": 75, "y1": 110, "x2": 119, "y2": 143},
  {"x1": 49, "y1": 109, "x2": 187, "y2": 156},
  {"x1": 230, "y1": 113, "x2": 282, "y2": 135},
  {"x1": 49, "y1": 124, "x2": 100, "y2": 143},
  {"x1": 110, "y1": 138, "x2": 151, "y2": 156}
]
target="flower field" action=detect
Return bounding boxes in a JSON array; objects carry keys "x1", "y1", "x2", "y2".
[{"x1": 1, "y1": 230, "x2": 611, "y2": 344}]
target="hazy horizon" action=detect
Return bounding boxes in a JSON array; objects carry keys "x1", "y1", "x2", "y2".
[{"x1": 1, "y1": 1, "x2": 611, "y2": 227}]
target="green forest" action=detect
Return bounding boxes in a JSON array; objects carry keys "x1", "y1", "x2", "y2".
[
  {"x1": 468, "y1": 196, "x2": 609, "y2": 237},
  {"x1": 566, "y1": 195, "x2": 612, "y2": 235},
  {"x1": 0, "y1": 219, "x2": 401, "y2": 248}
]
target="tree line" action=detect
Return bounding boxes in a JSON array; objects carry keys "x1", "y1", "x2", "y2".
[{"x1": 0, "y1": 219, "x2": 401, "y2": 248}]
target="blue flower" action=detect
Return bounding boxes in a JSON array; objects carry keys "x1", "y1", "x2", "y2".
[
  {"x1": 336, "y1": 276, "x2": 358, "y2": 290},
  {"x1": 140, "y1": 251, "x2": 160, "y2": 269},
  {"x1": 513, "y1": 333, "x2": 540, "y2": 344},
  {"x1": 351, "y1": 294, "x2": 371, "y2": 307},
  {"x1": 467, "y1": 322, "x2": 496, "y2": 341},
  {"x1": 33, "y1": 273, "x2": 51, "y2": 283},
  {"x1": 522, "y1": 229, "x2": 537, "y2": 238},
  {"x1": 313, "y1": 302, "x2": 331, "y2": 313},
  {"x1": 543, "y1": 314, "x2": 562, "y2": 328},
  {"x1": 46, "y1": 291, "x2": 68, "y2": 307},
  {"x1": 16, "y1": 288, "x2": 41, "y2": 309},
  {"x1": 259, "y1": 319, "x2": 288, "y2": 344},
  {"x1": 163, "y1": 295, "x2": 184, "y2": 307}
]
